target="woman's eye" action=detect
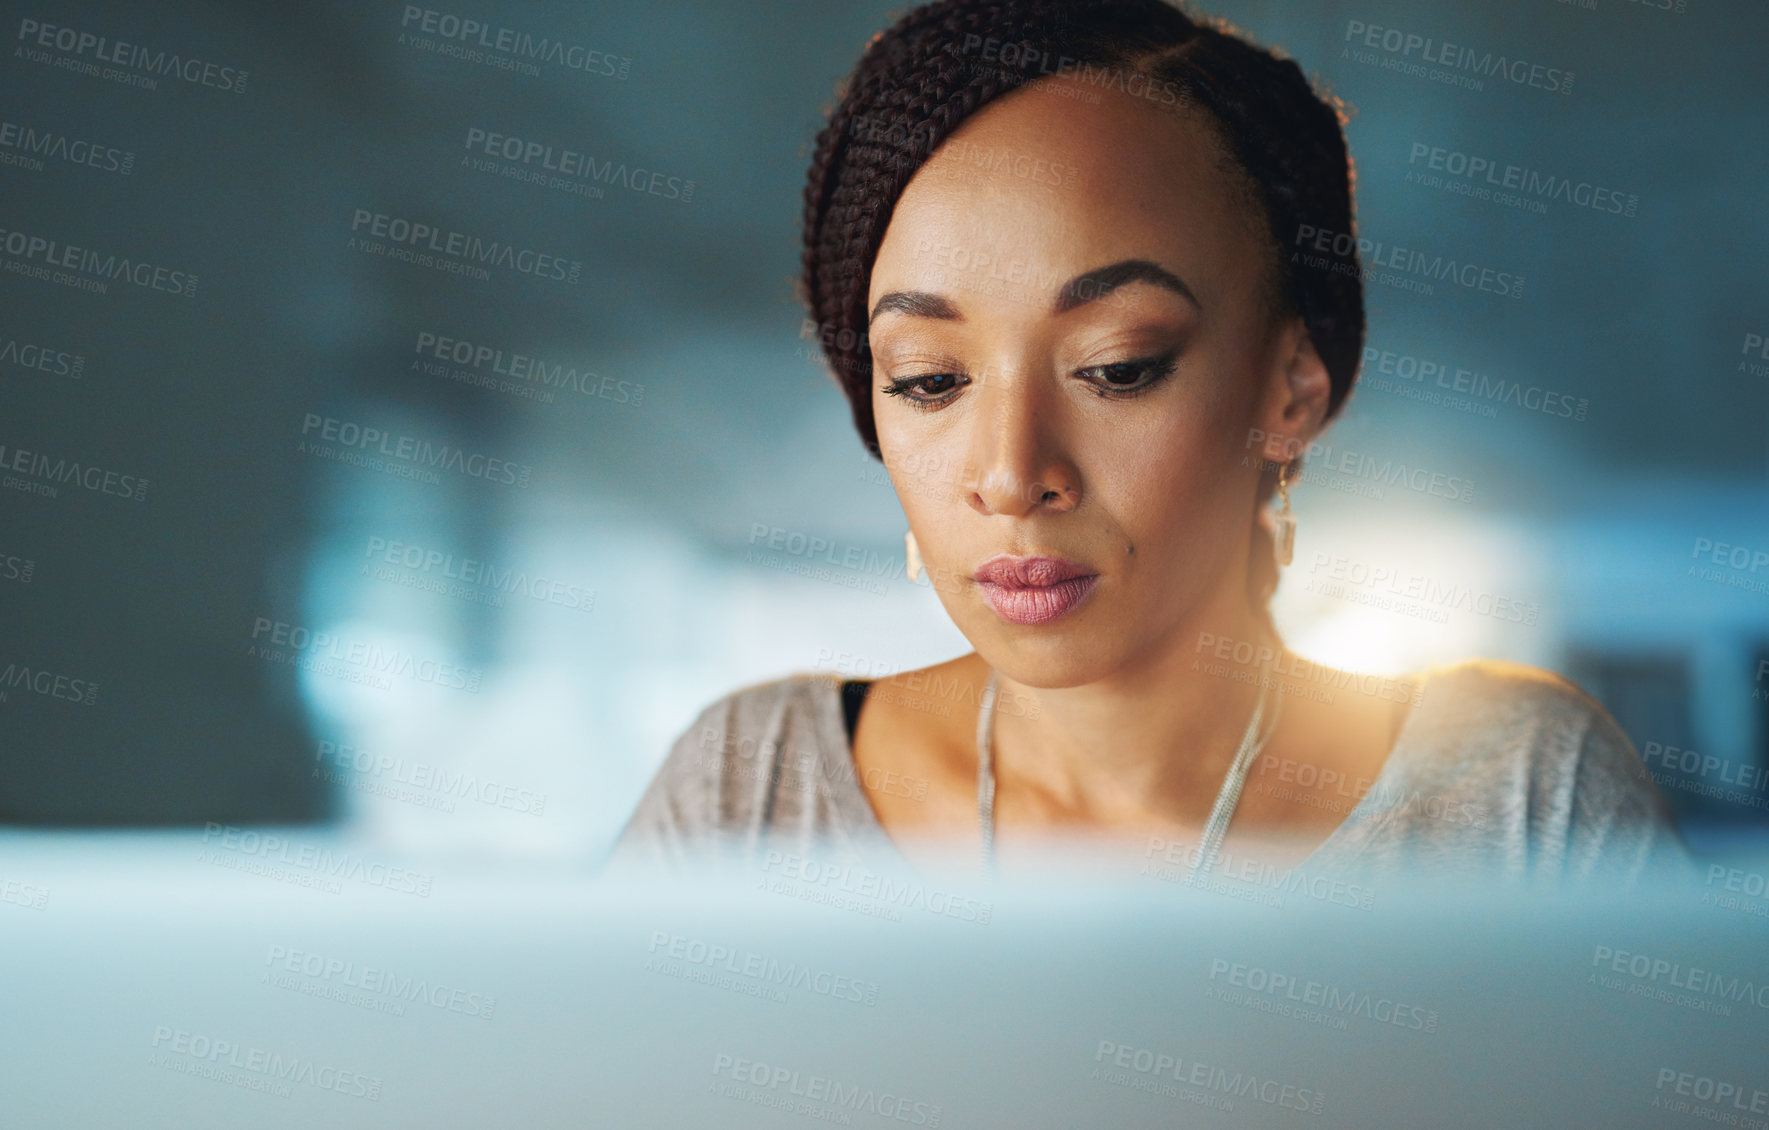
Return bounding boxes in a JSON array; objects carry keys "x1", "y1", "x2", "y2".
[
  {"x1": 1075, "y1": 352, "x2": 1178, "y2": 397},
  {"x1": 881, "y1": 372, "x2": 967, "y2": 407}
]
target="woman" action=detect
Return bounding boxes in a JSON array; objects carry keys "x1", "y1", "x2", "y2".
[{"x1": 608, "y1": 0, "x2": 1686, "y2": 887}]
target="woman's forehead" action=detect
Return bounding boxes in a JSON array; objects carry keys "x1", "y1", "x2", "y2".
[{"x1": 868, "y1": 79, "x2": 1262, "y2": 321}]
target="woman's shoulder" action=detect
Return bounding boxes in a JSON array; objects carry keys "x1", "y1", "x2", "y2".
[
  {"x1": 1406, "y1": 657, "x2": 1646, "y2": 778},
  {"x1": 1390, "y1": 657, "x2": 1686, "y2": 878},
  {"x1": 681, "y1": 670, "x2": 844, "y2": 745},
  {"x1": 602, "y1": 672, "x2": 854, "y2": 873},
  {"x1": 1416, "y1": 656, "x2": 1602, "y2": 714},
  {"x1": 652, "y1": 671, "x2": 850, "y2": 794},
  {"x1": 1406, "y1": 658, "x2": 1633, "y2": 753}
]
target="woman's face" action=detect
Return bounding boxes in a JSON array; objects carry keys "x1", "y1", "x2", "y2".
[{"x1": 866, "y1": 73, "x2": 1330, "y2": 688}]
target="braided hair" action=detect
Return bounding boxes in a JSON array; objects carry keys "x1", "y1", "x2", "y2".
[{"x1": 799, "y1": 0, "x2": 1363, "y2": 460}]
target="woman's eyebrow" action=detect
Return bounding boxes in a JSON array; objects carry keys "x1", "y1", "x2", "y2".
[
  {"x1": 869, "y1": 258, "x2": 1197, "y2": 324},
  {"x1": 1054, "y1": 259, "x2": 1198, "y2": 313},
  {"x1": 869, "y1": 291, "x2": 963, "y2": 323}
]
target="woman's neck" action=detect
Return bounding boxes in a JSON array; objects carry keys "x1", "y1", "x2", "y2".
[{"x1": 981, "y1": 594, "x2": 1282, "y2": 829}]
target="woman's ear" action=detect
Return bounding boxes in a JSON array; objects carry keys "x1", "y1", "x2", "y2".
[{"x1": 1255, "y1": 317, "x2": 1333, "y2": 465}]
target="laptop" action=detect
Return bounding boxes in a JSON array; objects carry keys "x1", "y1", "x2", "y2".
[{"x1": 2, "y1": 826, "x2": 1764, "y2": 1129}]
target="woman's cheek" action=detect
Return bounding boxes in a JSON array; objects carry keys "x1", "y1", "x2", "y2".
[{"x1": 1112, "y1": 418, "x2": 1249, "y2": 556}]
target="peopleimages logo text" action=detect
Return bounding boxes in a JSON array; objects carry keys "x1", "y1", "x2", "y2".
[
  {"x1": 249, "y1": 617, "x2": 483, "y2": 693},
  {"x1": 400, "y1": 6, "x2": 630, "y2": 79},
  {"x1": 150, "y1": 1026, "x2": 380, "y2": 1099},
  {"x1": 0, "y1": 226, "x2": 197, "y2": 297},
  {"x1": 462, "y1": 128, "x2": 693, "y2": 202},
  {"x1": 1293, "y1": 224, "x2": 1524, "y2": 299},
  {"x1": 412, "y1": 331, "x2": 643, "y2": 405},
  {"x1": 299, "y1": 414, "x2": 533, "y2": 488},
  {"x1": 1094, "y1": 1039, "x2": 1326, "y2": 1114},
  {"x1": 16, "y1": 18, "x2": 249, "y2": 92},
  {"x1": 200, "y1": 823, "x2": 434, "y2": 897},
  {"x1": 1343, "y1": 20, "x2": 1573, "y2": 94},
  {"x1": 0, "y1": 662, "x2": 98, "y2": 705},
  {"x1": 711, "y1": 1053, "x2": 941, "y2": 1125},
  {"x1": 0, "y1": 441, "x2": 148, "y2": 501},
  {"x1": 0, "y1": 120, "x2": 134, "y2": 174},
  {"x1": 349, "y1": 210, "x2": 581, "y2": 284},
  {"x1": 1406, "y1": 143, "x2": 1636, "y2": 216}
]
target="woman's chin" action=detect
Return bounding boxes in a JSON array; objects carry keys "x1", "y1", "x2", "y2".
[{"x1": 968, "y1": 635, "x2": 1122, "y2": 691}]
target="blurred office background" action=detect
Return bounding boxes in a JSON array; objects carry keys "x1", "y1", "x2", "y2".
[{"x1": 2, "y1": 0, "x2": 1765, "y2": 862}]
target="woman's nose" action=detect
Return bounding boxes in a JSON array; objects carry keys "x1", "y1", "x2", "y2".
[{"x1": 962, "y1": 371, "x2": 1080, "y2": 517}]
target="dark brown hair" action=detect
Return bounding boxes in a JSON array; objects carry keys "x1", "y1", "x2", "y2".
[{"x1": 800, "y1": 0, "x2": 1364, "y2": 461}]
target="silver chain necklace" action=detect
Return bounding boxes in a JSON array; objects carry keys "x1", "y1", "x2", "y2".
[{"x1": 975, "y1": 655, "x2": 1285, "y2": 881}]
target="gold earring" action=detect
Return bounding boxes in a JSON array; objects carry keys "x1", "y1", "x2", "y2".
[
  {"x1": 1272, "y1": 462, "x2": 1296, "y2": 568},
  {"x1": 904, "y1": 529, "x2": 925, "y2": 582}
]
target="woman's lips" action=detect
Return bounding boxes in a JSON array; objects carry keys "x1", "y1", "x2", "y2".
[{"x1": 972, "y1": 555, "x2": 1100, "y2": 626}]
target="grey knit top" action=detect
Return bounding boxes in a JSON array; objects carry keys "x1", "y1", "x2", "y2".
[{"x1": 604, "y1": 659, "x2": 1691, "y2": 886}]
